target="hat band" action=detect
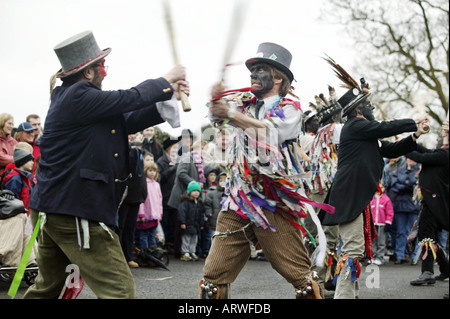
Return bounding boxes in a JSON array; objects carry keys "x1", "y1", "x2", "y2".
[{"x1": 58, "y1": 50, "x2": 107, "y2": 77}]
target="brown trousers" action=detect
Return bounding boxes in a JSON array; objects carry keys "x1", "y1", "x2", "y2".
[{"x1": 203, "y1": 208, "x2": 312, "y2": 290}]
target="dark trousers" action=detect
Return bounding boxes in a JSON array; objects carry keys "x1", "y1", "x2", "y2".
[
  {"x1": 418, "y1": 203, "x2": 449, "y2": 275},
  {"x1": 161, "y1": 207, "x2": 177, "y2": 245},
  {"x1": 118, "y1": 202, "x2": 140, "y2": 262}
]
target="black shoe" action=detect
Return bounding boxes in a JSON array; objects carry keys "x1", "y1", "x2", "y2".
[
  {"x1": 434, "y1": 273, "x2": 449, "y2": 281},
  {"x1": 410, "y1": 271, "x2": 436, "y2": 286},
  {"x1": 394, "y1": 259, "x2": 404, "y2": 265}
]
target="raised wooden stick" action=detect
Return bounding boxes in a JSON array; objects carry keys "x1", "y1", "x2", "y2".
[{"x1": 162, "y1": 0, "x2": 191, "y2": 112}]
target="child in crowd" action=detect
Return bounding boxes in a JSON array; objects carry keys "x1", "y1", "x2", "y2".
[
  {"x1": 203, "y1": 166, "x2": 218, "y2": 190},
  {"x1": 370, "y1": 183, "x2": 394, "y2": 265},
  {"x1": 197, "y1": 166, "x2": 218, "y2": 257},
  {"x1": 135, "y1": 163, "x2": 163, "y2": 251},
  {"x1": 0, "y1": 145, "x2": 37, "y2": 269},
  {"x1": 203, "y1": 172, "x2": 227, "y2": 257},
  {"x1": 178, "y1": 181, "x2": 205, "y2": 261},
  {"x1": 143, "y1": 151, "x2": 155, "y2": 167},
  {"x1": 2, "y1": 146, "x2": 34, "y2": 211}
]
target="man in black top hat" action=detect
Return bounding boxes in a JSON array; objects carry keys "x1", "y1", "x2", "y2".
[
  {"x1": 157, "y1": 136, "x2": 181, "y2": 255},
  {"x1": 201, "y1": 43, "x2": 326, "y2": 299},
  {"x1": 319, "y1": 58, "x2": 430, "y2": 298},
  {"x1": 24, "y1": 31, "x2": 188, "y2": 299}
]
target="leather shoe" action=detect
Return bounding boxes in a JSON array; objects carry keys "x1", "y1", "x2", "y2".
[
  {"x1": 410, "y1": 271, "x2": 436, "y2": 285},
  {"x1": 434, "y1": 273, "x2": 449, "y2": 281},
  {"x1": 128, "y1": 260, "x2": 139, "y2": 268}
]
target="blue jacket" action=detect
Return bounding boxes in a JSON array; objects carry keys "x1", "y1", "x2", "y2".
[
  {"x1": 29, "y1": 78, "x2": 174, "y2": 226},
  {"x1": 389, "y1": 164, "x2": 421, "y2": 213}
]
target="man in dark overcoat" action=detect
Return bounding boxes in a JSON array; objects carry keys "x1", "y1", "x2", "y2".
[
  {"x1": 319, "y1": 72, "x2": 430, "y2": 298},
  {"x1": 24, "y1": 31, "x2": 188, "y2": 299},
  {"x1": 407, "y1": 120, "x2": 449, "y2": 286},
  {"x1": 157, "y1": 136, "x2": 181, "y2": 254}
]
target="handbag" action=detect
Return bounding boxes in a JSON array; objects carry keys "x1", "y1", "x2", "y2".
[{"x1": 0, "y1": 189, "x2": 26, "y2": 219}]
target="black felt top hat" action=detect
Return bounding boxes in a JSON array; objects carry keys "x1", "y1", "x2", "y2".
[
  {"x1": 323, "y1": 55, "x2": 372, "y2": 118},
  {"x1": 245, "y1": 42, "x2": 294, "y2": 82},
  {"x1": 339, "y1": 85, "x2": 371, "y2": 118},
  {"x1": 54, "y1": 31, "x2": 111, "y2": 78},
  {"x1": 163, "y1": 136, "x2": 181, "y2": 150}
]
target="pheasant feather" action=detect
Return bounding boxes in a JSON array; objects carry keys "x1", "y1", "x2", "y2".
[{"x1": 323, "y1": 55, "x2": 360, "y2": 91}]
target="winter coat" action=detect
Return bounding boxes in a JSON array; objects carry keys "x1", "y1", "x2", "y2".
[
  {"x1": 168, "y1": 151, "x2": 200, "y2": 209},
  {"x1": 157, "y1": 153, "x2": 178, "y2": 208},
  {"x1": 137, "y1": 178, "x2": 163, "y2": 230},
  {"x1": 124, "y1": 146, "x2": 148, "y2": 204},
  {"x1": 406, "y1": 145, "x2": 449, "y2": 231},
  {"x1": 29, "y1": 78, "x2": 175, "y2": 226},
  {"x1": 203, "y1": 171, "x2": 226, "y2": 228},
  {"x1": 370, "y1": 193, "x2": 394, "y2": 226},
  {"x1": 2, "y1": 167, "x2": 32, "y2": 210},
  {"x1": 0, "y1": 134, "x2": 18, "y2": 172},
  {"x1": 177, "y1": 196, "x2": 205, "y2": 235},
  {"x1": 321, "y1": 117, "x2": 418, "y2": 225},
  {"x1": 202, "y1": 142, "x2": 228, "y2": 173},
  {"x1": 204, "y1": 187, "x2": 224, "y2": 229},
  {"x1": 389, "y1": 164, "x2": 420, "y2": 214},
  {"x1": 142, "y1": 137, "x2": 163, "y2": 162}
]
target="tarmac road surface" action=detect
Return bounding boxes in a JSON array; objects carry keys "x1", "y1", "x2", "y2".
[{"x1": 2, "y1": 255, "x2": 448, "y2": 300}]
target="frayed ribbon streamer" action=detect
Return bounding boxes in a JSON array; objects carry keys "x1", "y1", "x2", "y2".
[
  {"x1": 307, "y1": 203, "x2": 327, "y2": 268},
  {"x1": 332, "y1": 256, "x2": 361, "y2": 286}
]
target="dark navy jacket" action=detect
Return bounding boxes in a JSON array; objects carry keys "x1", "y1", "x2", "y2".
[{"x1": 29, "y1": 78, "x2": 174, "y2": 226}]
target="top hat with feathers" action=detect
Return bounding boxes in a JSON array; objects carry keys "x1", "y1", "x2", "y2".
[
  {"x1": 323, "y1": 55, "x2": 371, "y2": 117},
  {"x1": 309, "y1": 85, "x2": 342, "y2": 124}
]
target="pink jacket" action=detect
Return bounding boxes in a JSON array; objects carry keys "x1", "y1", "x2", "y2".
[
  {"x1": 137, "y1": 178, "x2": 163, "y2": 229},
  {"x1": 0, "y1": 134, "x2": 18, "y2": 172},
  {"x1": 370, "y1": 193, "x2": 394, "y2": 226}
]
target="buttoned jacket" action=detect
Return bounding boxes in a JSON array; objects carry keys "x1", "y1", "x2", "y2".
[{"x1": 30, "y1": 78, "x2": 174, "y2": 226}]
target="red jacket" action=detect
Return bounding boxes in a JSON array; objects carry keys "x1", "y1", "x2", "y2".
[{"x1": 2, "y1": 166, "x2": 32, "y2": 211}]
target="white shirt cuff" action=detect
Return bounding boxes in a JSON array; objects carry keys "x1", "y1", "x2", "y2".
[{"x1": 156, "y1": 94, "x2": 181, "y2": 128}]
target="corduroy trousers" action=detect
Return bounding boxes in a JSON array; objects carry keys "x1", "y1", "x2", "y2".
[
  {"x1": 23, "y1": 210, "x2": 135, "y2": 299},
  {"x1": 202, "y1": 208, "x2": 312, "y2": 293}
]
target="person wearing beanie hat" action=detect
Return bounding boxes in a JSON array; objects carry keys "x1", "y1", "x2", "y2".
[
  {"x1": 187, "y1": 180, "x2": 202, "y2": 195},
  {"x1": 178, "y1": 181, "x2": 205, "y2": 261},
  {"x1": 13, "y1": 148, "x2": 34, "y2": 171},
  {"x1": 2, "y1": 147, "x2": 34, "y2": 210},
  {"x1": 0, "y1": 145, "x2": 37, "y2": 270}
]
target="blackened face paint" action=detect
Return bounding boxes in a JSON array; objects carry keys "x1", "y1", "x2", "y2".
[
  {"x1": 360, "y1": 103, "x2": 375, "y2": 121},
  {"x1": 249, "y1": 63, "x2": 274, "y2": 99}
]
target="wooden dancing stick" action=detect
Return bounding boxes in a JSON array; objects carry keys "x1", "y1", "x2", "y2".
[
  {"x1": 444, "y1": 112, "x2": 449, "y2": 145},
  {"x1": 162, "y1": 0, "x2": 191, "y2": 112},
  {"x1": 220, "y1": 0, "x2": 250, "y2": 83}
]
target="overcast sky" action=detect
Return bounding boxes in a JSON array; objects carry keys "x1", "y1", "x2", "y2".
[{"x1": 1, "y1": 0, "x2": 357, "y2": 138}]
